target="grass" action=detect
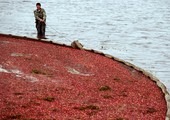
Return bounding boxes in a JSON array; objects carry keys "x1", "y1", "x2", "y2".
[
  {"x1": 119, "y1": 90, "x2": 128, "y2": 97},
  {"x1": 43, "y1": 97, "x2": 55, "y2": 102},
  {"x1": 146, "y1": 107, "x2": 157, "y2": 114},
  {"x1": 86, "y1": 111, "x2": 98, "y2": 116},
  {"x1": 31, "y1": 69, "x2": 47, "y2": 75},
  {"x1": 31, "y1": 69, "x2": 53, "y2": 77},
  {"x1": 114, "y1": 78, "x2": 121, "y2": 82},
  {"x1": 13, "y1": 92, "x2": 24, "y2": 95},
  {"x1": 86, "y1": 105, "x2": 100, "y2": 110},
  {"x1": 49, "y1": 108, "x2": 59, "y2": 112},
  {"x1": 114, "y1": 118, "x2": 128, "y2": 120},
  {"x1": 99, "y1": 86, "x2": 111, "y2": 91},
  {"x1": 4, "y1": 114, "x2": 22, "y2": 119},
  {"x1": 73, "y1": 105, "x2": 100, "y2": 111},
  {"x1": 102, "y1": 95, "x2": 113, "y2": 99},
  {"x1": 21, "y1": 105, "x2": 28, "y2": 108},
  {"x1": 74, "y1": 106, "x2": 86, "y2": 111}
]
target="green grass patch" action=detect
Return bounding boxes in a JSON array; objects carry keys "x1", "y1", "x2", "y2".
[
  {"x1": 102, "y1": 95, "x2": 113, "y2": 99},
  {"x1": 114, "y1": 78, "x2": 121, "y2": 82},
  {"x1": 31, "y1": 69, "x2": 46, "y2": 75},
  {"x1": 73, "y1": 105, "x2": 99, "y2": 111},
  {"x1": 146, "y1": 107, "x2": 157, "y2": 114},
  {"x1": 31, "y1": 69, "x2": 53, "y2": 77},
  {"x1": 119, "y1": 90, "x2": 128, "y2": 97},
  {"x1": 99, "y1": 86, "x2": 111, "y2": 91},
  {"x1": 49, "y1": 107, "x2": 60, "y2": 112},
  {"x1": 43, "y1": 97, "x2": 55, "y2": 102},
  {"x1": 13, "y1": 92, "x2": 24, "y2": 95},
  {"x1": 114, "y1": 118, "x2": 128, "y2": 120},
  {"x1": 4, "y1": 114, "x2": 22, "y2": 119}
]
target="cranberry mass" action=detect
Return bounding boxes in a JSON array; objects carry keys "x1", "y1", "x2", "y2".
[{"x1": 0, "y1": 35, "x2": 167, "y2": 119}]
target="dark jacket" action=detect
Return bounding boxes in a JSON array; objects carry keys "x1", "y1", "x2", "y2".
[{"x1": 34, "y1": 8, "x2": 46, "y2": 21}]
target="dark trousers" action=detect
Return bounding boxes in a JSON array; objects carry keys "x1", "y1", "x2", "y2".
[{"x1": 36, "y1": 20, "x2": 46, "y2": 38}]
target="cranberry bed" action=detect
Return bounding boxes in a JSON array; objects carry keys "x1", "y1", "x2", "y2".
[{"x1": 0, "y1": 35, "x2": 167, "y2": 120}]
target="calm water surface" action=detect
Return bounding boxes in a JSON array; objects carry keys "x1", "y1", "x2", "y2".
[{"x1": 0, "y1": 0, "x2": 170, "y2": 91}]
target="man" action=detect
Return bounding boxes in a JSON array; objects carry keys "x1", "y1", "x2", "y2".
[{"x1": 34, "y1": 3, "x2": 46, "y2": 39}]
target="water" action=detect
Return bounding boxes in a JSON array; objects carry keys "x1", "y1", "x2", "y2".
[{"x1": 0, "y1": 0, "x2": 170, "y2": 92}]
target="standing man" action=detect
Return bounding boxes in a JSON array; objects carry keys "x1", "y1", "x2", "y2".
[{"x1": 34, "y1": 3, "x2": 46, "y2": 39}]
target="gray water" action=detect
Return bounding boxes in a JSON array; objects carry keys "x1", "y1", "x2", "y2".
[{"x1": 0, "y1": 0, "x2": 170, "y2": 92}]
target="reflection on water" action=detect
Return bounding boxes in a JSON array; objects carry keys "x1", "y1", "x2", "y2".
[{"x1": 0, "y1": 0, "x2": 170, "y2": 91}]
